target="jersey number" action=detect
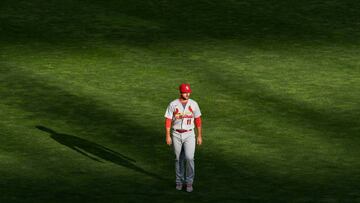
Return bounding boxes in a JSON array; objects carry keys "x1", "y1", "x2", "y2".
[{"x1": 187, "y1": 119, "x2": 191, "y2": 125}]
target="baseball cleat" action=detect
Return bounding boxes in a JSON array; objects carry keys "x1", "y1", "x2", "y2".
[
  {"x1": 176, "y1": 183, "x2": 183, "y2": 190},
  {"x1": 186, "y1": 184, "x2": 193, "y2": 192}
]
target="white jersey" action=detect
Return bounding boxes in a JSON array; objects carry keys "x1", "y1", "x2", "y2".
[{"x1": 164, "y1": 98, "x2": 202, "y2": 130}]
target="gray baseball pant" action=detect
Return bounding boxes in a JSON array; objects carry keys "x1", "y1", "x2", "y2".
[{"x1": 172, "y1": 130, "x2": 196, "y2": 184}]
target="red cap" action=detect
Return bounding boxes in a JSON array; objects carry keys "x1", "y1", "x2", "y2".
[{"x1": 179, "y1": 83, "x2": 192, "y2": 93}]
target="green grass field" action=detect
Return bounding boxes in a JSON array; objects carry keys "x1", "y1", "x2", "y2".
[{"x1": 1, "y1": 0, "x2": 360, "y2": 202}]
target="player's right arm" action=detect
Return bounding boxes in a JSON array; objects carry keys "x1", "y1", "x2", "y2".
[
  {"x1": 165, "y1": 118, "x2": 172, "y2": 145},
  {"x1": 164, "y1": 104, "x2": 174, "y2": 146}
]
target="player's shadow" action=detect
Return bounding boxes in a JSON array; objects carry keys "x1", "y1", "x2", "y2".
[{"x1": 36, "y1": 125, "x2": 163, "y2": 180}]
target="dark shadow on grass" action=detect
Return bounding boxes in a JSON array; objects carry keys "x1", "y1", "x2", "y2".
[
  {"x1": 1, "y1": 0, "x2": 360, "y2": 43},
  {"x1": 36, "y1": 125, "x2": 163, "y2": 180}
]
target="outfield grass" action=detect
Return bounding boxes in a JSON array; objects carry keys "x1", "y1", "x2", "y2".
[{"x1": 0, "y1": 0, "x2": 360, "y2": 202}]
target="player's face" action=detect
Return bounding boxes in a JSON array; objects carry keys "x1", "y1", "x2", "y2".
[{"x1": 180, "y1": 92, "x2": 191, "y2": 100}]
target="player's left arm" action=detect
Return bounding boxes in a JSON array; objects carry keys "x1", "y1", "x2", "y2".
[
  {"x1": 195, "y1": 117, "x2": 202, "y2": 145},
  {"x1": 194, "y1": 102, "x2": 202, "y2": 145}
]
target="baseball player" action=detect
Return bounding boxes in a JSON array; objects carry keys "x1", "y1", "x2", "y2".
[{"x1": 164, "y1": 83, "x2": 202, "y2": 192}]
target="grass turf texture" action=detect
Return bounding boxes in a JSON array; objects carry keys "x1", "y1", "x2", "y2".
[{"x1": 1, "y1": 0, "x2": 360, "y2": 202}]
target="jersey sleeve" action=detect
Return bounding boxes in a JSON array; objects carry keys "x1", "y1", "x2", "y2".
[
  {"x1": 193, "y1": 101, "x2": 202, "y2": 118},
  {"x1": 164, "y1": 104, "x2": 174, "y2": 119}
]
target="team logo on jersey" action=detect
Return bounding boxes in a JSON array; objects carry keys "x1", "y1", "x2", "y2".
[
  {"x1": 173, "y1": 107, "x2": 194, "y2": 119},
  {"x1": 188, "y1": 106, "x2": 193, "y2": 113},
  {"x1": 173, "y1": 108, "x2": 181, "y2": 119}
]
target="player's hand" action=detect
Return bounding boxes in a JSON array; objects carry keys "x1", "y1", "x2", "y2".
[
  {"x1": 197, "y1": 136, "x2": 202, "y2": 145},
  {"x1": 166, "y1": 136, "x2": 172, "y2": 146}
]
